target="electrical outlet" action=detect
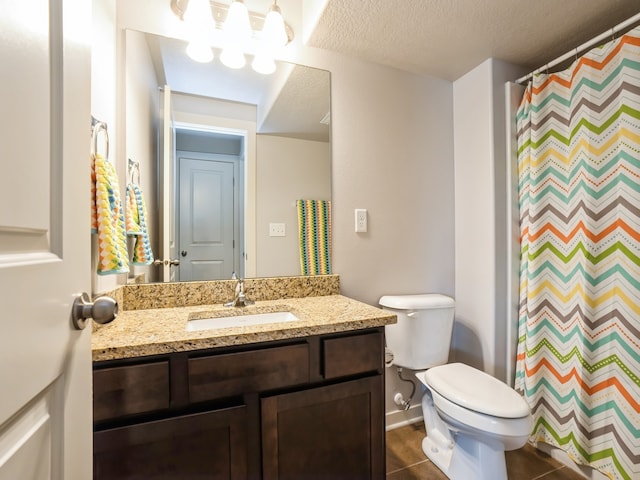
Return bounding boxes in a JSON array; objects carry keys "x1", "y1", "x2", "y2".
[
  {"x1": 269, "y1": 223, "x2": 286, "y2": 237},
  {"x1": 355, "y1": 209, "x2": 367, "y2": 233}
]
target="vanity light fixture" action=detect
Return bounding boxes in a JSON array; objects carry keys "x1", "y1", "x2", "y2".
[{"x1": 171, "y1": 0, "x2": 294, "y2": 74}]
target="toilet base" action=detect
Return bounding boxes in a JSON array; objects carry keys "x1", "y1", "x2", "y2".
[
  {"x1": 422, "y1": 432, "x2": 508, "y2": 480},
  {"x1": 421, "y1": 435, "x2": 453, "y2": 476}
]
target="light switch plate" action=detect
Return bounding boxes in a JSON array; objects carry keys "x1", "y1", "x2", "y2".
[
  {"x1": 269, "y1": 223, "x2": 286, "y2": 237},
  {"x1": 355, "y1": 209, "x2": 367, "y2": 232}
]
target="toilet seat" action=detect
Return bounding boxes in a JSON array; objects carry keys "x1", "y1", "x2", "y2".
[
  {"x1": 424, "y1": 363, "x2": 530, "y2": 418},
  {"x1": 428, "y1": 388, "x2": 532, "y2": 439}
]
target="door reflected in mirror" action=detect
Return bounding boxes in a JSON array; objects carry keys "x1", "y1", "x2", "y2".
[
  {"x1": 177, "y1": 132, "x2": 243, "y2": 282},
  {"x1": 125, "y1": 30, "x2": 331, "y2": 284}
]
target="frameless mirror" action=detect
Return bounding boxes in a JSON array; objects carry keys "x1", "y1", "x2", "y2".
[{"x1": 125, "y1": 31, "x2": 331, "y2": 284}]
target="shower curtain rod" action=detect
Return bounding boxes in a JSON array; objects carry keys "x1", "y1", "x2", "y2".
[{"x1": 516, "y1": 12, "x2": 640, "y2": 84}]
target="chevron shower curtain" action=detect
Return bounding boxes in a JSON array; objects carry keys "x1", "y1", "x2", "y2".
[{"x1": 515, "y1": 27, "x2": 640, "y2": 480}]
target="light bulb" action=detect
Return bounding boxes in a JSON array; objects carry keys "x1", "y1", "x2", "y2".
[
  {"x1": 186, "y1": 40, "x2": 213, "y2": 63},
  {"x1": 183, "y1": 0, "x2": 214, "y2": 33},
  {"x1": 251, "y1": 2, "x2": 287, "y2": 73},
  {"x1": 183, "y1": 0, "x2": 214, "y2": 63},
  {"x1": 224, "y1": 1, "x2": 252, "y2": 43},
  {"x1": 262, "y1": 4, "x2": 287, "y2": 48},
  {"x1": 221, "y1": 45, "x2": 246, "y2": 69},
  {"x1": 252, "y1": 53, "x2": 276, "y2": 74}
]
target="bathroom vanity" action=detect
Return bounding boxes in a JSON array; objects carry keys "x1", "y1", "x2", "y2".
[{"x1": 91, "y1": 277, "x2": 395, "y2": 479}]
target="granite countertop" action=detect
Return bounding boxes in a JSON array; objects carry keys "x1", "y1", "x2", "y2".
[{"x1": 92, "y1": 294, "x2": 396, "y2": 362}]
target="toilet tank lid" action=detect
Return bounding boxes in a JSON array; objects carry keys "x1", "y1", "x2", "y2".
[
  {"x1": 379, "y1": 294, "x2": 454, "y2": 310},
  {"x1": 424, "y1": 363, "x2": 530, "y2": 418}
]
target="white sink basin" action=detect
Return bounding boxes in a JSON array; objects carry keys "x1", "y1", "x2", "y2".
[{"x1": 186, "y1": 311, "x2": 299, "y2": 332}]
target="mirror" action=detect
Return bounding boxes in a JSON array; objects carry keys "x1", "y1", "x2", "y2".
[{"x1": 124, "y1": 31, "x2": 331, "y2": 284}]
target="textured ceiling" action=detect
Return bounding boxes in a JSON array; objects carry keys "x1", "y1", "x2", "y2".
[
  {"x1": 308, "y1": 0, "x2": 640, "y2": 80},
  {"x1": 259, "y1": 64, "x2": 331, "y2": 141}
]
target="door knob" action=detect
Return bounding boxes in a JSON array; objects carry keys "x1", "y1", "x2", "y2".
[
  {"x1": 71, "y1": 292, "x2": 118, "y2": 330},
  {"x1": 169, "y1": 259, "x2": 180, "y2": 266}
]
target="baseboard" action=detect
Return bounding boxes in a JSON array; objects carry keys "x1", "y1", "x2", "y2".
[{"x1": 385, "y1": 403, "x2": 423, "y2": 431}]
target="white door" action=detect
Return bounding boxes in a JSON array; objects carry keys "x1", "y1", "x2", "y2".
[
  {"x1": 159, "y1": 86, "x2": 178, "y2": 282},
  {"x1": 0, "y1": 0, "x2": 92, "y2": 479},
  {"x1": 178, "y1": 154, "x2": 237, "y2": 280}
]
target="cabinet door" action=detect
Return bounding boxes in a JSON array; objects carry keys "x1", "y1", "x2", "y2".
[
  {"x1": 94, "y1": 406, "x2": 247, "y2": 480},
  {"x1": 262, "y1": 375, "x2": 384, "y2": 479}
]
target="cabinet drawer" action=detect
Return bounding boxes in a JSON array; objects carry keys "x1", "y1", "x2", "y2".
[
  {"x1": 322, "y1": 331, "x2": 383, "y2": 379},
  {"x1": 93, "y1": 361, "x2": 170, "y2": 422},
  {"x1": 188, "y1": 343, "x2": 310, "y2": 403}
]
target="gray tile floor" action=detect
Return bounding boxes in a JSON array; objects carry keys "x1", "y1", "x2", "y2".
[{"x1": 386, "y1": 423, "x2": 585, "y2": 479}]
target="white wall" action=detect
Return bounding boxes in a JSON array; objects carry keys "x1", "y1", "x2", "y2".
[
  {"x1": 256, "y1": 135, "x2": 331, "y2": 277},
  {"x1": 452, "y1": 58, "x2": 527, "y2": 382},
  {"x1": 326, "y1": 54, "x2": 456, "y2": 306}
]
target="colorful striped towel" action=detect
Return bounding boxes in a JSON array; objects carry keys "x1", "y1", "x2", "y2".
[
  {"x1": 297, "y1": 200, "x2": 332, "y2": 275},
  {"x1": 91, "y1": 153, "x2": 129, "y2": 275},
  {"x1": 126, "y1": 183, "x2": 154, "y2": 265}
]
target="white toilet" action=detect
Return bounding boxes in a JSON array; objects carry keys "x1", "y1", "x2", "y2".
[{"x1": 380, "y1": 294, "x2": 532, "y2": 480}]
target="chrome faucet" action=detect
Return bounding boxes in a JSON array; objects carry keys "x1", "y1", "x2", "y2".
[{"x1": 224, "y1": 277, "x2": 254, "y2": 307}]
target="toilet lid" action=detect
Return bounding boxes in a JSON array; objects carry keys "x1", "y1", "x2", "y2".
[
  {"x1": 424, "y1": 363, "x2": 530, "y2": 418},
  {"x1": 379, "y1": 294, "x2": 454, "y2": 310}
]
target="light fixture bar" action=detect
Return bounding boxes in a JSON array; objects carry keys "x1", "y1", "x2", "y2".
[{"x1": 171, "y1": 0, "x2": 294, "y2": 43}]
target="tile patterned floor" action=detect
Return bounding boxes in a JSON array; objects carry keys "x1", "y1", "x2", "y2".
[{"x1": 386, "y1": 423, "x2": 585, "y2": 479}]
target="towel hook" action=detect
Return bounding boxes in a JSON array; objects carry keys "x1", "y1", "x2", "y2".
[
  {"x1": 91, "y1": 121, "x2": 109, "y2": 159},
  {"x1": 128, "y1": 158, "x2": 140, "y2": 185}
]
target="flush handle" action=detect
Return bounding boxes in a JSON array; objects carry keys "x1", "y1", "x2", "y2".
[{"x1": 71, "y1": 292, "x2": 118, "y2": 330}]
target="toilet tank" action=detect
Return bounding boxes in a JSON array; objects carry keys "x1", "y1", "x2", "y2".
[{"x1": 380, "y1": 294, "x2": 455, "y2": 370}]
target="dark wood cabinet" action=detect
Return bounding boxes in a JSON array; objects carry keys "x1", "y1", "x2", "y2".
[
  {"x1": 93, "y1": 328, "x2": 385, "y2": 479},
  {"x1": 262, "y1": 376, "x2": 384, "y2": 479}
]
